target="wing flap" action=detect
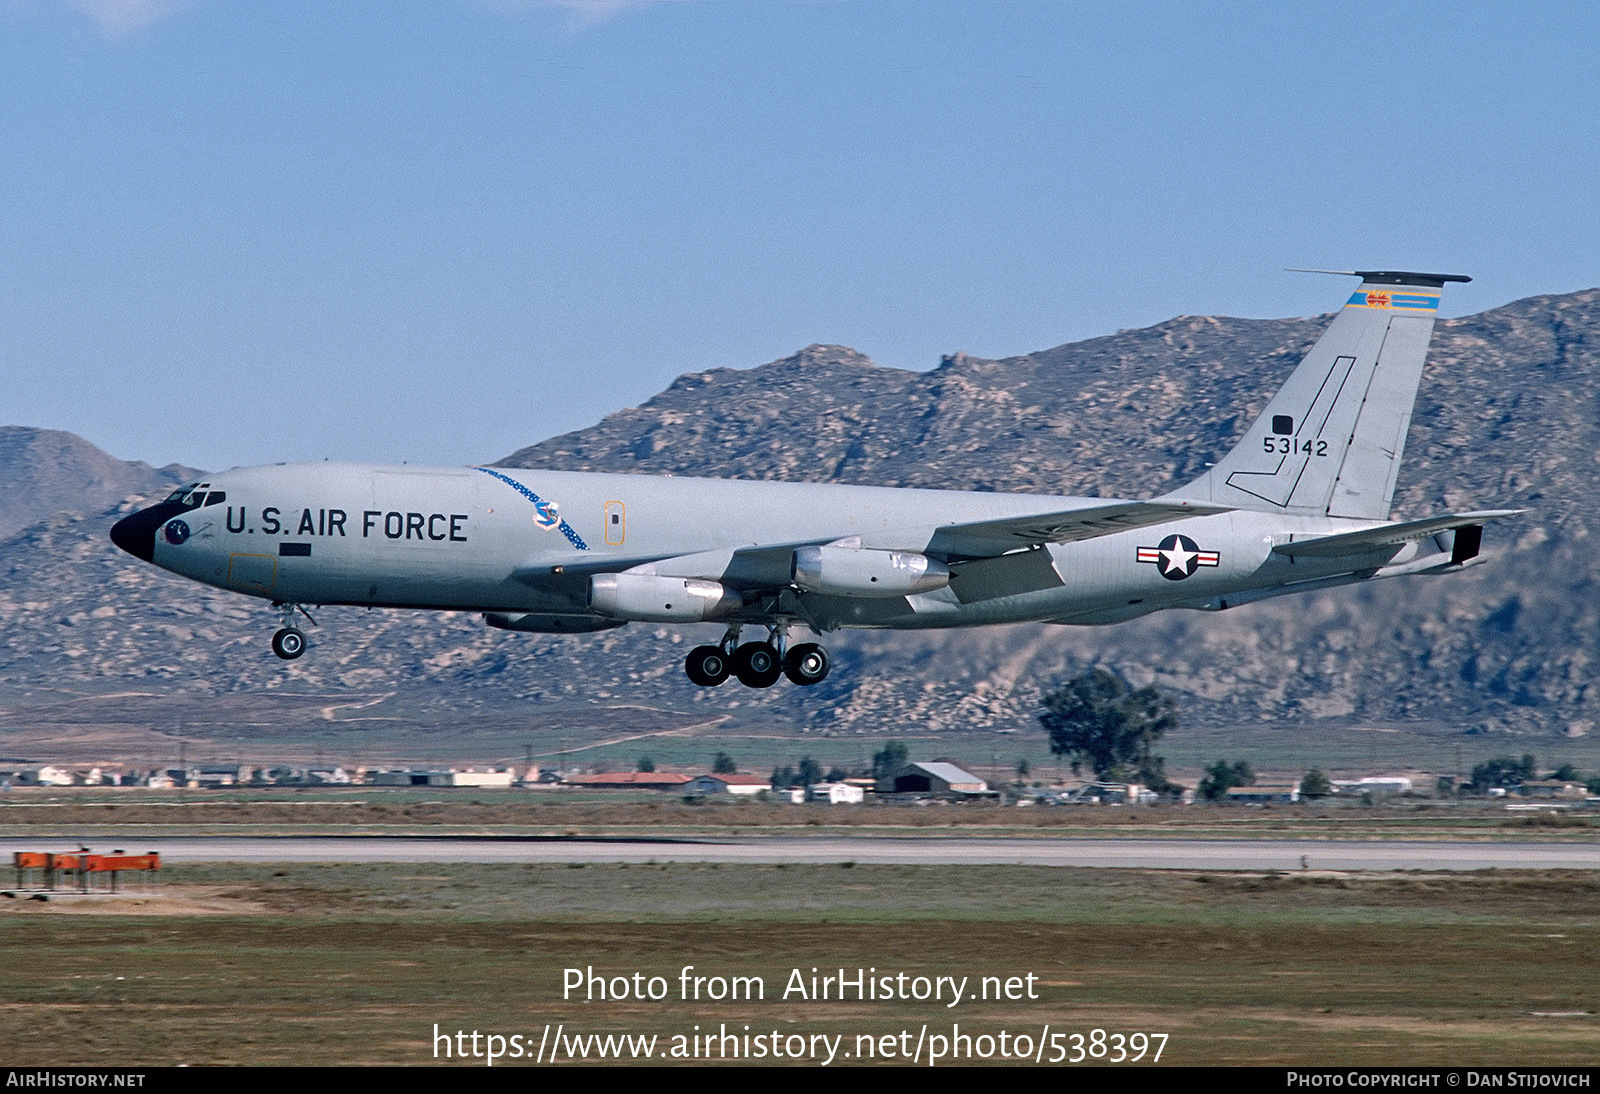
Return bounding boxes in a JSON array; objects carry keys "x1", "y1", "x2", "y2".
[{"x1": 926, "y1": 500, "x2": 1229, "y2": 560}]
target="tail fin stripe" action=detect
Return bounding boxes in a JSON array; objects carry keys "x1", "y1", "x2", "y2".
[{"x1": 1308, "y1": 356, "x2": 1358, "y2": 435}]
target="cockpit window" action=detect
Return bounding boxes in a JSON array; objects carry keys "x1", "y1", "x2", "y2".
[{"x1": 161, "y1": 484, "x2": 221, "y2": 510}]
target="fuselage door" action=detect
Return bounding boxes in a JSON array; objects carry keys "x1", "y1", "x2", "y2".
[{"x1": 604, "y1": 501, "x2": 626, "y2": 546}]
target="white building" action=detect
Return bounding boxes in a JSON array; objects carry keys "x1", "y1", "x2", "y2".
[
  {"x1": 807, "y1": 782, "x2": 865, "y2": 804},
  {"x1": 366, "y1": 768, "x2": 513, "y2": 788},
  {"x1": 1331, "y1": 776, "x2": 1413, "y2": 797}
]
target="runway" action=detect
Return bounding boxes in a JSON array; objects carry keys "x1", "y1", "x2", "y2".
[{"x1": 8, "y1": 835, "x2": 1595, "y2": 871}]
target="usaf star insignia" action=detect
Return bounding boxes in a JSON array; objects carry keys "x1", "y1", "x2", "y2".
[{"x1": 1136, "y1": 533, "x2": 1220, "y2": 581}]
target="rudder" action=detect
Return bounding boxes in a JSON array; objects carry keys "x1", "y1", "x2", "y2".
[{"x1": 1163, "y1": 270, "x2": 1469, "y2": 520}]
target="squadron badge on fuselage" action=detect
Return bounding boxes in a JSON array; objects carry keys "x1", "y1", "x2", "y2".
[
  {"x1": 532, "y1": 498, "x2": 561, "y2": 529},
  {"x1": 1136, "y1": 533, "x2": 1219, "y2": 581}
]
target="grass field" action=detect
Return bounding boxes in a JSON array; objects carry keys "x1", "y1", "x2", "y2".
[
  {"x1": 4, "y1": 855, "x2": 1598, "y2": 1067},
  {"x1": 3, "y1": 787, "x2": 1599, "y2": 845}
]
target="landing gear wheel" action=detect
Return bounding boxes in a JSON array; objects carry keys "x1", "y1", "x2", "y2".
[
  {"x1": 271, "y1": 627, "x2": 306, "y2": 660},
  {"x1": 685, "y1": 644, "x2": 731, "y2": 687},
  {"x1": 784, "y1": 642, "x2": 830, "y2": 686},
  {"x1": 732, "y1": 641, "x2": 782, "y2": 688}
]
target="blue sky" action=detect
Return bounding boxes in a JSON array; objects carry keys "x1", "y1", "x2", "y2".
[{"x1": 4, "y1": 0, "x2": 1597, "y2": 473}]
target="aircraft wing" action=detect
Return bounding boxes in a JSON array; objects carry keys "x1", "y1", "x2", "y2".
[
  {"x1": 507, "y1": 501, "x2": 1227, "y2": 591},
  {"x1": 925, "y1": 500, "x2": 1230, "y2": 561},
  {"x1": 511, "y1": 553, "x2": 679, "y2": 582},
  {"x1": 1271, "y1": 510, "x2": 1524, "y2": 558},
  {"x1": 511, "y1": 543, "x2": 816, "y2": 590}
]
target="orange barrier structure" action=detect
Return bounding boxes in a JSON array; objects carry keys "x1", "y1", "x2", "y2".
[
  {"x1": 12, "y1": 851, "x2": 48, "y2": 889},
  {"x1": 47, "y1": 852, "x2": 82, "y2": 889},
  {"x1": 10, "y1": 850, "x2": 160, "y2": 892},
  {"x1": 86, "y1": 852, "x2": 161, "y2": 892}
]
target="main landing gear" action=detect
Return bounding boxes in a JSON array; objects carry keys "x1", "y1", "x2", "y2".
[
  {"x1": 269, "y1": 602, "x2": 317, "y2": 661},
  {"x1": 685, "y1": 624, "x2": 830, "y2": 689}
]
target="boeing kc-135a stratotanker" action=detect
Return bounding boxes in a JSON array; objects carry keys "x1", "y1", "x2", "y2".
[{"x1": 111, "y1": 271, "x2": 1518, "y2": 689}]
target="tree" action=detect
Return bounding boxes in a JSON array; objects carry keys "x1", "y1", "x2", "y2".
[
  {"x1": 712, "y1": 751, "x2": 737, "y2": 774},
  {"x1": 1199, "y1": 760, "x2": 1255, "y2": 801},
  {"x1": 636, "y1": 755, "x2": 656, "y2": 773},
  {"x1": 1468, "y1": 755, "x2": 1531, "y2": 793},
  {"x1": 1299, "y1": 767, "x2": 1332, "y2": 799},
  {"x1": 872, "y1": 741, "x2": 909, "y2": 779},
  {"x1": 798, "y1": 756, "x2": 824, "y2": 787},
  {"x1": 1039, "y1": 669, "x2": 1179, "y2": 791}
]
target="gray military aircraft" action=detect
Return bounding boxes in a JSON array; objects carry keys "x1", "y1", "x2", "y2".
[{"x1": 111, "y1": 271, "x2": 1516, "y2": 688}]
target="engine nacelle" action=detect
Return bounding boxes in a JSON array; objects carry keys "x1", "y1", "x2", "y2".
[
  {"x1": 483, "y1": 612, "x2": 625, "y2": 634},
  {"x1": 791, "y1": 545, "x2": 950, "y2": 598},
  {"x1": 587, "y1": 573, "x2": 743, "y2": 622}
]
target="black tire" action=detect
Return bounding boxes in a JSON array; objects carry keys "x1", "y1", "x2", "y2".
[
  {"x1": 733, "y1": 641, "x2": 781, "y2": 688},
  {"x1": 685, "y1": 644, "x2": 730, "y2": 687},
  {"x1": 271, "y1": 627, "x2": 306, "y2": 660},
  {"x1": 784, "y1": 642, "x2": 830, "y2": 686}
]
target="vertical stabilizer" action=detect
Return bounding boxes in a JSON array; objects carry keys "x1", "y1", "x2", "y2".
[{"x1": 1163, "y1": 271, "x2": 1469, "y2": 520}]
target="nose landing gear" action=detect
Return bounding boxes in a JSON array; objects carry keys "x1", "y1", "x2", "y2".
[
  {"x1": 271, "y1": 627, "x2": 306, "y2": 660},
  {"x1": 269, "y1": 602, "x2": 317, "y2": 661}
]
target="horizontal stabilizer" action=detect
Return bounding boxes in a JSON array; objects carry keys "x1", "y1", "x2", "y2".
[
  {"x1": 1272, "y1": 510, "x2": 1523, "y2": 558},
  {"x1": 927, "y1": 500, "x2": 1229, "y2": 560}
]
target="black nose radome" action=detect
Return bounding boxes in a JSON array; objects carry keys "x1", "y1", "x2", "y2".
[{"x1": 110, "y1": 503, "x2": 183, "y2": 563}]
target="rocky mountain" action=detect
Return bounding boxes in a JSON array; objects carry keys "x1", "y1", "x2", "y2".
[
  {"x1": 1, "y1": 288, "x2": 1595, "y2": 755},
  {"x1": 0, "y1": 427, "x2": 196, "y2": 541}
]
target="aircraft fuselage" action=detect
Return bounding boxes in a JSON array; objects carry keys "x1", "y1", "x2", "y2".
[{"x1": 117, "y1": 461, "x2": 1408, "y2": 631}]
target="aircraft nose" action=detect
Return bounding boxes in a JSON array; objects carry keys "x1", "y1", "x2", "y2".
[{"x1": 110, "y1": 504, "x2": 179, "y2": 563}]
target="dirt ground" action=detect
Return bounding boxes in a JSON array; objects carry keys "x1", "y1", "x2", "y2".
[{"x1": 2, "y1": 863, "x2": 1597, "y2": 1067}]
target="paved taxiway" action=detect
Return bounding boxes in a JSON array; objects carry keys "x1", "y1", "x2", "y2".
[{"x1": 7, "y1": 837, "x2": 1595, "y2": 871}]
